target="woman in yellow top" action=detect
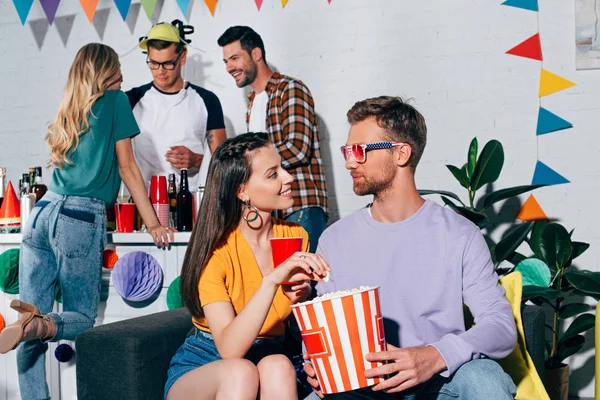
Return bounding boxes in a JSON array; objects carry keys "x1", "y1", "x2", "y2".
[{"x1": 166, "y1": 132, "x2": 330, "y2": 400}]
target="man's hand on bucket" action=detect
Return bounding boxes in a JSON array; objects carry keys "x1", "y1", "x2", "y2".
[
  {"x1": 303, "y1": 352, "x2": 324, "y2": 398},
  {"x1": 365, "y1": 344, "x2": 447, "y2": 393}
]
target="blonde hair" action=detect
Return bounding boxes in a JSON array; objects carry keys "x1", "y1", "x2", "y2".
[{"x1": 46, "y1": 43, "x2": 121, "y2": 168}]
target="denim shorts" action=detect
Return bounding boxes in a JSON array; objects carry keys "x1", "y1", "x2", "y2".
[{"x1": 164, "y1": 328, "x2": 286, "y2": 399}]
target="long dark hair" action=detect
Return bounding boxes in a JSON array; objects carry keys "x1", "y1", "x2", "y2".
[{"x1": 180, "y1": 132, "x2": 271, "y2": 319}]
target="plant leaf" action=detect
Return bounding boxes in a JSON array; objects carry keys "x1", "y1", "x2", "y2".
[
  {"x1": 565, "y1": 270, "x2": 600, "y2": 297},
  {"x1": 470, "y1": 139, "x2": 504, "y2": 190},
  {"x1": 515, "y1": 258, "x2": 551, "y2": 287},
  {"x1": 441, "y1": 197, "x2": 488, "y2": 229},
  {"x1": 560, "y1": 314, "x2": 595, "y2": 344},
  {"x1": 556, "y1": 335, "x2": 585, "y2": 364},
  {"x1": 506, "y1": 252, "x2": 527, "y2": 266},
  {"x1": 522, "y1": 286, "x2": 559, "y2": 302},
  {"x1": 494, "y1": 222, "x2": 534, "y2": 264},
  {"x1": 530, "y1": 220, "x2": 550, "y2": 260},
  {"x1": 481, "y1": 184, "x2": 546, "y2": 210},
  {"x1": 418, "y1": 190, "x2": 465, "y2": 205},
  {"x1": 467, "y1": 137, "x2": 478, "y2": 179},
  {"x1": 570, "y1": 242, "x2": 590, "y2": 261},
  {"x1": 559, "y1": 304, "x2": 591, "y2": 319},
  {"x1": 540, "y1": 223, "x2": 573, "y2": 269},
  {"x1": 446, "y1": 165, "x2": 470, "y2": 188}
]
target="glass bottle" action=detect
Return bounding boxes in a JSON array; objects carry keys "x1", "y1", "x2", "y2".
[
  {"x1": 168, "y1": 173, "x2": 177, "y2": 228},
  {"x1": 176, "y1": 168, "x2": 193, "y2": 232},
  {"x1": 30, "y1": 167, "x2": 48, "y2": 202}
]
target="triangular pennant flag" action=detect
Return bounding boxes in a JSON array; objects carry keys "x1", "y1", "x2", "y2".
[
  {"x1": 93, "y1": 8, "x2": 111, "y2": 40},
  {"x1": 79, "y1": 0, "x2": 99, "y2": 23},
  {"x1": 506, "y1": 33, "x2": 542, "y2": 61},
  {"x1": 204, "y1": 0, "x2": 217, "y2": 15},
  {"x1": 536, "y1": 108, "x2": 573, "y2": 135},
  {"x1": 55, "y1": 14, "x2": 75, "y2": 46},
  {"x1": 113, "y1": 0, "x2": 131, "y2": 21},
  {"x1": 12, "y1": 0, "x2": 34, "y2": 25},
  {"x1": 40, "y1": 0, "x2": 61, "y2": 25},
  {"x1": 516, "y1": 195, "x2": 548, "y2": 221},
  {"x1": 254, "y1": 0, "x2": 263, "y2": 10},
  {"x1": 176, "y1": 0, "x2": 190, "y2": 16},
  {"x1": 29, "y1": 17, "x2": 50, "y2": 49},
  {"x1": 532, "y1": 161, "x2": 570, "y2": 186},
  {"x1": 539, "y1": 69, "x2": 576, "y2": 97},
  {"x1": 139, "y1": 0, "x2": 157, "y2": 20},
  {"x1": 501, "y1": 0, "x2": 538, "y2": 11},
  {"x1": 282, "y1": 0, "x2": 289, "y2": 7}
]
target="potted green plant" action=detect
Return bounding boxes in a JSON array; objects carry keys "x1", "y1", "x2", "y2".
[
  {"x1": 515, "y1": 221, "x2": 600, "y2": 400},
  {"x1": 419, "y1": 137, "x2": 544, "y2": 271}
]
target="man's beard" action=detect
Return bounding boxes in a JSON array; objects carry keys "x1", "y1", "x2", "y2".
[
  {"x1": 237, "y1": 63, "x2": 258, "y2": 88},
  {"x1": 353, "y1": 165, "x2": 395, "y2": 197}
]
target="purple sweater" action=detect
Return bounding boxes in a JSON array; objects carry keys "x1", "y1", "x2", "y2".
[{"x1": 315, "y1": 200, "x2": 517, "y2": 376}]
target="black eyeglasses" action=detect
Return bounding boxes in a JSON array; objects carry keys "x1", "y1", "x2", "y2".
[{"x1": 146, "y1": 52, "x2": 183, "y2": 70}]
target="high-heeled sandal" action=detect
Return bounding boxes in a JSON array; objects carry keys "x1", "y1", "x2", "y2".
[{"x1": 0, "y1": 300, "x2": 53, "y2": 354}]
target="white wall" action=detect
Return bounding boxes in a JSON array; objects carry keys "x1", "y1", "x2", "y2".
[{"x1": 0, "y1": 0, "x2": 597, "y2": 397}]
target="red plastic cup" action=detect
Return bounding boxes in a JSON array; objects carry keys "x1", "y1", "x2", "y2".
[
  {"x1": 150, "y1": 175, "x2": 168, "y2": 205},
  {"x1": 114, "y1": 203, "x2": 136, "y2": 233},
  {"x1": 150, "y1": 175, "x2": 169, "y2": 226},
  {"x1": 270, "y1": 237, "x2": 303, "y2": 285}
]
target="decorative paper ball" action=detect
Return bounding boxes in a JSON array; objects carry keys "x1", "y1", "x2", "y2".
[
  {"x1": 102, "y1": 249, "x2": 119, "y2": 269},
  {"x1": 111, "y1": 252, "x2": 163, "y2": 302},
  {"x1": 0, "y1": 313, "x2": 5, "y2": 333},
  {"x1": 166, "y1": 276, "x2": 183, "y2": 310},
  {"x1": 55, "y1": 343, "x2": 74, "y2": 362},
  {"x1": 0, "y1": 248, "x2": 19, "y2": 294}
]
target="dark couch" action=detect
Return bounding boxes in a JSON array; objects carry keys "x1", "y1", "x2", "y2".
[{"x1": 75, "y1": 305, "x2": 546, "y2": 400}]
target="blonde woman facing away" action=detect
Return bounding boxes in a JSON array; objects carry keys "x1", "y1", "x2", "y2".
[
  {"x1": 166, "y1": 132, "x2": 330, "y2": 400},
  {"x1": 0, "y1": 43, "x2": 173, "y2": 400}
]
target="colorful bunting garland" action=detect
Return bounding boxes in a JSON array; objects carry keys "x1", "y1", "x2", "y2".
[
  {"x1": 113, "y1": 0, "x2": 131, "y2": 21},
  {"x1": 204, "y1": 0, "x2": 217, "y2": 15},
  {"x1": 501, "y1": 0, "x2": 538, "y2": 12},
  {"x1": 12, "y1": 0, "x2": 34, "y2": 25},
  {"x1": 79, "y1": 0, "x2": 99, "y2": 23},
  {"x1": 516, "y1": 195, "x2": 547, "y2": 221},
  {"x1": 536, "y1": 107, "x2": 572, "y2": 136},
  {"x1": 140, "y1": 0, "x2": 157, "y2": 20},
  {"x1": 503, "y1": 0, "x2": 576, "y2": 220},
  {"x1": 39, "y1": 0, "x2": 60, "y2": 25},
  {"x1": 506, "y1": 33, "x2": 542, "y2": 61},
  {"x1": 176, "y1": 0, "x2": 191, "y2": 16},
  {"x1": 11, "y1": 0, "x2": 335, "y2": 24}
]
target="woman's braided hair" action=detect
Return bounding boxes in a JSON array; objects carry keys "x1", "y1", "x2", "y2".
[{"x1": 180, "y1": 132, "x2": 271, "y2": 319}]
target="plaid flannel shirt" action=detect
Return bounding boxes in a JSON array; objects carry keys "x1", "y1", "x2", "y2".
[{"x1": 247, "y1": 73, "x2": 328, "y2": 219}]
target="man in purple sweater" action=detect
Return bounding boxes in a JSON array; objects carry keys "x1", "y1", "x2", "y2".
[{"x1": 304, "y1": 96, "x2": 517, "y2": 399}]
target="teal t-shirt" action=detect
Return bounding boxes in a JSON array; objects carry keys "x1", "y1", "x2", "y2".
[{"x1": 50, "y1": 90, "x2": 140, "y2": 206}]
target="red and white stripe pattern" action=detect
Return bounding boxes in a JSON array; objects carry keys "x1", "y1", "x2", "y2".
[{"x1": 292, "y1": 287, "x2": 386, "y2": 394}]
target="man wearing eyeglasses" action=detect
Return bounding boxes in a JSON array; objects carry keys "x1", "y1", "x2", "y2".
[
  {"x1": 127, "y1": 22, "x2": 226, "y2": 190},
  {"x1": 218, "y1": 26, "x2": 328, "y2": 254},
  {"x1": 303, "y1": 97, "x2": 517, "y2": 399}
]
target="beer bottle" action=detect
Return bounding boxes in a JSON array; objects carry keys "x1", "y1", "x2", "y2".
[
  {"x1": 30, "y1": 167, "x2": 48, "y2": 202},
  {"x1": 176, "y1": 168, "x2": 193, "y2": 231},
  {"x1": 168, "y1": 173, "x2": 177, "y2": 228}
]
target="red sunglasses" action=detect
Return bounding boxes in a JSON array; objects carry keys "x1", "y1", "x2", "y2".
[{"x1": 340, "y1": 142, "x2": 404, "y2": 163}]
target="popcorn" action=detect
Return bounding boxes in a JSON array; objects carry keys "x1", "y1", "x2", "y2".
[{"x1": 296, "y1": 286, "x2": 375, "y2": 305}]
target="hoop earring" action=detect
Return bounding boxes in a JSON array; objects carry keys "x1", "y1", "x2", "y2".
[{"x1": 242, "y1": 200, "x2": 259, "y2": 223}]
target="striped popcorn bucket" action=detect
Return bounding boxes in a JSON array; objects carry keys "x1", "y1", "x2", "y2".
[{"x1": 291, "y1": 286, "x2": 387, "y2": 394}]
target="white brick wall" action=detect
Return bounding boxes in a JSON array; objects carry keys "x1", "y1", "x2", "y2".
[{"x1": 0, "y1": 0, "x2": 597, "y2": 397}]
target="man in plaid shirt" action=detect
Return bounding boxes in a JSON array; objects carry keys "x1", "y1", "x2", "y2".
[{"x1": 218, "y1": 26, "x2": 328, "y2": 254}]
